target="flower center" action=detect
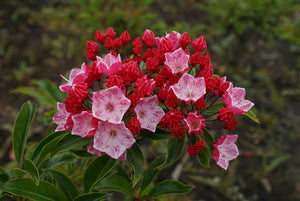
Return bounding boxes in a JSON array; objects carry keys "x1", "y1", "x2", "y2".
[
  {"x1": 139, "y1": 111, "x2": 145, "y2": 118},
  {"x1": 106, "y1": 103, "x2": 114, "y2": 112},
  {"x1": 110, "y1": 130, "x2": 116, "y2": 136}
]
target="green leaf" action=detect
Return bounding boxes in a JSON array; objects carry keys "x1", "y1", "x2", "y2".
[
  {"x1": 139, "y1": 128, "x2": 172, "y2": 140},
  {"x1": 158, "y1": 136, "x2": 185, "y2": 169},
  {"x1": 202, "y1": 128, "x2": 215, "y2": 157},
  {"x1": 13, "y1": 87, "x2": 57, "y2": 108},
  {"x1": 24, "y1": 159, "x2": 39, "y2": 185},
  {"x1": 84, "y1": 155, "x2": 116, "y2": 192},
  {"x1": 202, "y1": 102, "x2": 224, "y2": 115},
  {"x1": 148, "y1": 180, "x2": 194, "y2": 198},
  {"x1": 74, "y1": 192, "x2": 111, "y2": 201},
  {"x1": 32, "y1": 80, "x2": 65, "y2": 103},
  {"x1": 31, "y1": 131, "x2": 68, "y2": 163},
  {"x1": 140, "y1": 155, "x2": 166, "y2": 192},
  {"x1": 51, "y1": 134, "x2": 93, "y2": 155},
  {"x1": 242, "y1": 109, "x2": 260, "y2": 124},
  {"x1": 197, "y1": 149, "x2": 210, "y2": 168},
  {"x1": 39, "y1": 153, "x2": 76, "y2": 170},
  {"x1": 46, "y1": 170, "x2": 79, "y2": 201},
  {"x1": 0, "y1": 178, "x2": 68, "y2": 201},
  {"x1": 127, "y1": 143, "x2": 145, "y2": 186},
  {"x1": 95, "y1": 174, "x2": 133, "y2": 195},
  {"x1": 13, "y1": 168, "x2": 26, "y2": 178},
  {"x1": 13, "y1": 101, "x2": 36, "y2": 167},
  {"x1": 0, "y1": 167, "x2": 9, "y2": 184},
  {"x1": 34, "y1": 133, "x2": 67, "y2": 167}
]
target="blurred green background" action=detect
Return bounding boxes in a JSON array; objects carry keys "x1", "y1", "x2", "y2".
[{"x1": 0, "y1": 0, "x2": 299, "y2": 200}]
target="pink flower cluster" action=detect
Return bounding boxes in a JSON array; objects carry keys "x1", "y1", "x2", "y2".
[{"x1": 53, "y1": 28, "x2": 254, "y2": 169}]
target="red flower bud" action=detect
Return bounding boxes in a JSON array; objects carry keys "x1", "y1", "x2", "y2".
[{"x1": 120, "y1": 30, "x2": 131, "y2": 45}]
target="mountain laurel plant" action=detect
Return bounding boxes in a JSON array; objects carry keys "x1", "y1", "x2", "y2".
[{"x1": 0, "y1": 28, "x2": 259, "y2": 201}]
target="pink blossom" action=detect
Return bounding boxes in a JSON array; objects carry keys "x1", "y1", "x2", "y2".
[
  {"x1": 71, "y1": 111, "x2": 98, "y2": 138},
  {"x1": 92, "y1": 86, "x2": 131, "y2": 124},
  {"x1": 223, "y1": 83, "x2": 254, "y2": 115},
  {"x1": 134, "y1": 96, "x2": 165, "y2": 132},
  {"x1": 184, "y1": 112, "x2": 206, "y2": 134},
  {"x1": 166, "y1": 31, "x2": 181, "y2": 51},
  {"x1": 93, "y1": 121, "x2": 135, "y2": 159},
  {"x1": 164, "y1": 48, "x2": 190, "y2": 74},
  {"x1": 170, "y1": 73, "x2": 206, "y2": 103},
  {"x1": 213, "y1": 134, "x2": 239, "y2": 170},
  {"x1": 88, "y1": 141, "x2": 127, "y2": 161},
  {"x1": 53, "y1": 102, "x2": 73, "y2": 132},
  {"x1": 96, "y1": 53, "x2": 122, "y2": 75},
  {"x1": 59, "y1": 66, "x2": 86, "y2": 93}
]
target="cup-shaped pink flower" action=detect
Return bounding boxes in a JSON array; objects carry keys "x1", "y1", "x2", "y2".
[
  {"x1": 88, "y1": 141, "x2": 127, "y2": 161},
  {"x1": 184, "y1": 112, "x2": 206, "y2": 134},
  {"x1": 134, "y1": 95, "x2": 165, "y2": 132},
  {"x1": 92, "y1": 86, "x2": 131, "y2": 124},
  {"x1": 223, "y1": 83, "x2": 254, "y2": 115},
  {"x1": 93, "y1": 121, "x2": 135, "y2": 159},
  {"x1": 213, "y1": 134, "x2": 239, "y2": 170},
  {"x1": 170, "y1": 73, "x2": 206, "y2": 103},
  {"x1": 164, "y1": 48, "x2": 190, "y2": 74},
  {"x1": 53, "y1": 102, "x2": 73, "y2": 132},
  {"x1": 166, "y1": 31, "x2": 181, "y2": 51},
  {"x1": 59, "y1": 66, "x2": 86, "y2": 93},
  {"x1": 71, "y1": 111, "x2": 98, "y2": 138},
  {"x1": 96, "y1": 53, "x2": 122, "y2": 75}
]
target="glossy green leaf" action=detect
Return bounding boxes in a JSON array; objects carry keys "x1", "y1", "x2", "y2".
[
  {"x1": 148, "y1": 180, "x2": 194, "y2": 197},
  {"x1": 13, "y1": 87, "x2": 57, "y2": 108},
  {"x1": 243, "y1": 109, "x2": 260, "y2": 124},
  {"x1": 74, "y1": 192, "x2": 111, "y2": 201},
  {"x1": 127, "y1": 143, "x2": 145, "y2": 186},
  {"x1": 0, "y1": 167, "x2": 9, "y2": 184},
  {"x1": 84, "y1": 155, "x2": 116, "y2": 192},
  {"x1": 34, "y1": 133, "x2": 67, "y2": 166},
  {"x1": 158, "y1": 136, "x2": 185, "y2": 169},
  {"x1": 13, "y1": 101, "x2": 36, "y2": 167},
  {"x1": 31, "y1": 131, "x2": 68, "y2": 163},
  {"x1": 39, "y1": 153, "x2": 76, "y2": 170},
  {"x1": 140, "y1": 155, "x2": 166, "y2": 192},
  {"x1": 32, "y1": 80, "x2": 65, "y2": 103},
  {"x1": 46, "y1": 170, "x2": 79, "y2": 201},
  {"x1": 202, "y1": 102, "x2": 224, "y2": 115},
  {"x1": 197, "y1": 148, "x2": 210, "y2": 168},
  {"x1": 24, "y1": 159, "x2": 39, "y2": 184},
  {"x1": 0, "y1": 178, "x2": 68, "y2": 201},
  {"x1": 139, "y1": 128, "x2": 172, "y2": 140},
  {"x1": 95, "y1": 174, "x2": 133, "y2": 195},
  {"x1": 13, "y1": 168, "x2": 26, "y2": 178},
  {"x1": 202, "y1": 128, "x2": 215, "y2": 157},
  {"x1": 51, "y1": 134, "x2": 93, "y2": 155}
]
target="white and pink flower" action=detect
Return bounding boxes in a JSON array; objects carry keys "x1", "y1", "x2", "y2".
[
  {"x1": 223, "y1": 83, "x2": 254, "y2": 115},
  {"x1": 134, "y1": 96, "x2": 165, "y2": 132},
  {"x1": 71, "y1": 111, "x2": 98, "y2": 138},
  {"x1": 184, "y1": 112, "x2": 206, "y2": 134},
  {"x1": 164, "y1": 48, "x2": 190, "y2": 74},
  {"x1": 53, "y1": 102, "x2": 73, "y2": 132},
  {"x1": 170, "y1": 73, "x2": 206, "y2": 103},
  {"x1": 96, "y1": 53, "x2": 122, "y2": 75},
  {"x1": 93, "y1": 121, "x2": 135, "y2": 159},
  {"x1": 213, "y1": 134, "x2": 239, "y2": 170},
  {"x1": 92, "y1": 86, "x2": 131, "y2": 124}
]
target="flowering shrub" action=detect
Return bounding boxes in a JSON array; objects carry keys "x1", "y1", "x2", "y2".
[
  {"x1": 55, "y1": 27, "x2": 254, "y2": 167},
  {"x1": 1, "y1": 27, "x2": 258, "y2": 201}
]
